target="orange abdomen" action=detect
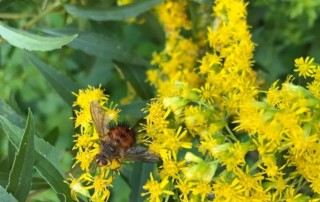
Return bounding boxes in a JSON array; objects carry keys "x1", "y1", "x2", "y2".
[{"x1": 109, "y1": 123, "x2": 135, "y2": 149}]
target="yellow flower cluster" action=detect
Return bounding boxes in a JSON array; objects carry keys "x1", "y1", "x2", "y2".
[
  {"x1": 141, "y1": 0, "x2": 320, "y2": 202},
  {"x1": 235, "y1": 75, "x2": 320, "y2": 199},
  {"x1": 147, "y1": 0, "x2": 201, "y2": 96},
  {"x1": 66, "y1": 86, "x2": 121, "y2": 202},
  {"x1": 295, "y1": 56, "x2": 320, "y2": 99},
  {"x1": 67, "y1": 0, "x2": 320, "y2": 201}
]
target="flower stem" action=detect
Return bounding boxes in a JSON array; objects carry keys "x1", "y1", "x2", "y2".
[
  {"x1": 225, "y1": 123, "x2": 238, "y2": 142},
  {"x1": 22, "y1": 1, "x2": 61, "y2": 29}
]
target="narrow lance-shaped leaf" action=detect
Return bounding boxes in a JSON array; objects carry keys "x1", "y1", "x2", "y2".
[
  {"x1": 0, "y1": 186, "x2": 18, "y2": 202},
  {"x1": 0, "y1": 21, "x2": 77, "y2": 51},
  {"x1": 0, "y1": 172, "x2": 8, "y2": 187},
  {"x1": 0, "y1": 98, "x2": 25, "y2": 128},
  {"x1": 0, "y1": 99, "x2": 62, "y2": 168},
  {"x1": 26, "y1": 52, "x2": 79, "y2": 106},
  {"x1": 0, "y1": 116, "x2": 73, "y2": 202},
  {"x1": 0, "y1": 100, "x2": 73, "y2": 201},
  {"x1": 6, "y1": 109, "x2": 35, "y2": 202},
  {"x1": 0, "y1": 99, "x2": 66, "y2": 188},
  {"x1": 64, "y1": 0, "x2": 162, "y2": 21},
  {"x1": 43, "y1": 29, "x2": 148, "y2": 66}
]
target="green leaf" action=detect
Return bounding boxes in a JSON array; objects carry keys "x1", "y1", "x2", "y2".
[
  {"x1": 26, "y1": 52, "x2": 79, "y2": 106},
  {"x1": 129, "y1": 163, "x2": 156, "y2": 202},
  {"x1": 190, "y1": 0, "x2": 212, "y2": 3},
  {"x1": 255, "y1": 44, "x2": 287, "y2": 87},
  {"x1": 0, "y1": 99, "x2": 25, "y2": 129},
  {"x1": 114, "y1": 61, "x2": 153, "y2": 100},
  {"x1": 34, "y1": 153, "x2": 71, "y2": 202},
  {"x1": 110, "y1": 174, "x2": 130, "y2": 202},
  {"x1": 43, "y1": 29, "x2": 148, "y2": 66},
  {"x1": 0, "y1": 116, "x2": 72, "y2": 201},
  {"x1": 0, "y1": 21, "x2": 77, "y2": 51},
  {"x1": 30, "y1": 177, "x2": 50, "y2": 190},
  {"x1": 7, "y1": 142, "x2": 15, "y2": 171},
  {"x1": 0, "y1": 100, "x2": 62, "y2": 166},
  {"x1": 6, "y1": 109, "x2": 35, "y2": 202},
  {"x1": 0, "y1": 115, "x2": 72, "y2": 201},
  {"x1": 0, "y1": 172, "x2": 8, "y2": 187},
  {"x1": 64, "y1": 0, "x2": 162, "y2": 21},
  {"x1": 0, "y1": 186, "x2": 18, "y2": 202},
  {"x1": 0, "y1": 0, "x2": 14, "y2": 11},
  {"x1": 120, "y1": 100, "x2": 147, "y2": 118}
]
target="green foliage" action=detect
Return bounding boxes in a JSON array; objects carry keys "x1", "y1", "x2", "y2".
[
  {"x1": 0, "y1": 102, "x2": 72, "y2": 201},
  {"x1": 248, "y1": 0, "x2": 320, "y2": 86},
  {"x1": 6, "y1": 109, "x2": 34, "y2": 202},
  {"x1": 0, "y1": 0, "x2": 319, "y2": 201},
  {"x1": 0, "y1": 21, "x2": 77, "y2": 51},
  {"x1": 0, "y1": 186, "x2": 17, "y2": 202},
  {"x1": 64, "y1": 0, "x2": 162, "y2": 21},
  {"x1": 27, "y1": 52, "x2": 79, "y2": 105}
]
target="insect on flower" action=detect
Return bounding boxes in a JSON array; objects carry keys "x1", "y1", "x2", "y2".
[{"x1": 90, "y1": 100, "x2": 160, "y2": 167}]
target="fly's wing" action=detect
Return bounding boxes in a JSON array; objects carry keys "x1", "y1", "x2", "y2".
[
  {"x1": 124, "y1": 145, "x2": 160, "y2": 163},
  {"x1": 90, "y1": 100, "x2": 110, "y2": 142}
]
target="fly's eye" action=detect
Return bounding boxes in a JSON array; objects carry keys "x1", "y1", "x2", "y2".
[
  {"x1": 207, "y1": 193, "x2": 215, "y2": 201},
  {"x1": 95, "y1": 154, "x2": 108, "y2": 166}
]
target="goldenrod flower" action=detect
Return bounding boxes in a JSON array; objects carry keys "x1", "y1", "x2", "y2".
[
  {"x1": 159, "y1": 150, "x2": 185, "y2": 179},
  {"x1": 73, "y1": 148, "x2": 95, "y2": 172},
  {"x1": 307, "y1": 80, "x2": 320, "y2": 99},
  {"x1": 163, "y1": 127, "x2": 192, "y2": 155},
  {"x1": 259, "y1": 155, "x2": 283, "y2": 178},
  {"x1": 73, "y1": 133, "x2": 95, "y2": 149},
  {"x1": 199, "y1": 53, "x2": 222, "y2": 75},
  {"x1": 283, "y1": 186, "x2": 303, "y2": 201},
  {"x1": 212, "y1": 178, "x2": 247, "y2": 201},
  {"x1": 184, "y1": 105, "x2": 207, "y2": 134},
  {"x1": 65, "y1": 174, "x2": 90, "y2": 202},
  {"x1": 294, "y1": 57, "x2": 316, "y2": 78},
  {"x1": 190, "y1": 181, "x2": 213, "y2": 201},
  {"x1": 83, "y1": 169, "x2": 113, "y2": 202},
  {"x1": 175, "y1": 178, "x2": 192, "y2": 201},
  {"x1": 142, "y1": 173, "x2": 174, "y2": 202},
  {"x1": 194, "y1": 83, "x2": 219, "y2": 104},
  {"x1": 234, "y1": 167, "x2": 265, "y2": 198},
  {"x1": 72, "y1": 85, "x2": 108, "y2": 110},
  {"x1": 69, "y1": 86, "x2": 118, "y2": 201},
  {"x1": 155, "y1": 0, "x2": 191, "y2": 33},
  {"x1": 222, "y1": 142, "x2": 247, "y2": 171}
]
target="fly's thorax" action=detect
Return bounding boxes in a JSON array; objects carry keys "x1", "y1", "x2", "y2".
[{"x1": 101, "y1": 141, "x2": 121, "y2": 158}]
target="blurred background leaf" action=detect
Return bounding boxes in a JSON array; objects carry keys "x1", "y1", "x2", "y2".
[
  {"x1": 64, "y1": 0, "x2": 162, "y2": 21},
  {"x1": 27, "y1": 52, "x2": 79, "y2": 106},
  {"x1": 248, "y1": 0, "x2": 320, "y2": 87}
]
